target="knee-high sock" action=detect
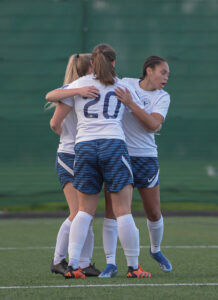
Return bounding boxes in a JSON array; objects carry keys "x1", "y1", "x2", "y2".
[
  {"x1": 68, "y1": 211, "x2": 93, "y2": 269},
  {"x1": 54, "y1": 218, "x2": 71, "y2": 265},
  {"x1": 79, "y1": 225, "x2": 94, "y2": 269},
  {"x1": 147, "y1": 216, "x2": 163, "y2": 253},
  {"x1": 102, "y1": 218, "x2": 118, "y2": 265},
  {"x1": 117, "y1": 214, "x2": 139, "y2": 269}
]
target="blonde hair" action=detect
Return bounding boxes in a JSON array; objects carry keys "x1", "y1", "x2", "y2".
[
  {"x1": 63, "y1": 53, "x2": 91, "y2": 84},
  {"x1": 91, "y1": 44, "x2": 116, "y2": 85},
  {"x1": 46, "y1": 53, "x2": 91, "y2": 110}
]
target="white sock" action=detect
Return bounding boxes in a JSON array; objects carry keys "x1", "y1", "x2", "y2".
[
  {"x1": 102, "y1": 218, "x2": 118, "y2": 265},
  {"x1": 68, "y1": 211, "x2": 93, "y2": 269},
  {"x1": 147, "y1": 216, "x2": 164, "y2": 253},
  {"x1": 117, "y1": 214, "x2": 139, "y2": 269},
  {"x1": 79, "y1": 225, "x2": 94, "y2": 269},
  {"x1": 54, "y1": 218, "x2": 71, "y2": 265}
]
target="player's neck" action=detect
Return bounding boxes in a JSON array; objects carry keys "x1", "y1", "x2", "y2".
[{"x1": 139, "y1": 78, "x2": 155, "y2": 91}]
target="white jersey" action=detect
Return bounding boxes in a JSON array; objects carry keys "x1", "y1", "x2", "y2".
[
  {"x1": 121, "y1": 78, "x2": 170, "y2": 157},
  {"x1": 62, "y1": 74, "x2": 142, "y2": 144},
  {"x1": 57, "y1": 85, "x2": 77, "y2": 155}
]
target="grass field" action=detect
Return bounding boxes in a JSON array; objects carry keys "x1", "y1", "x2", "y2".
[{"x1": 0, "y1": 217, "x2": 218, "y2": 299}]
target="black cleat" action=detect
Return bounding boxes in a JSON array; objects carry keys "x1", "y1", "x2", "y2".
[
  {"x1": 51, "y1": 258, "x2": 68, "y2": 276},
  {"x1": 82, "y1": 263, "x2": 101, "y2": 277}
]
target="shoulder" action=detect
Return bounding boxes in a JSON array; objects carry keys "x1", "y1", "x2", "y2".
[
  {"x1": 156, "y1": 89, "x2": 170, "y2": 102},
  {"x1": 121, "y1": 77, "x2": 138, "y2": 86},
  {"x1": 116, "y1": 77, "x2": 137, "y2": 90},
  {"x1": 61, "y1": 81, "x2": 78, "y2": 89},
  {"x1": 77, "y1": 74, "x2": 93, "y2": 81}
]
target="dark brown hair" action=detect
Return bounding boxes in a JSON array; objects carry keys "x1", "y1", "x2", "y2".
[
  {"x1": 140, "y1": 56, "x2": 166, "y2": 79},
  {"x1": 91, "y1": 44, "x2": 116, "y2": 85}
]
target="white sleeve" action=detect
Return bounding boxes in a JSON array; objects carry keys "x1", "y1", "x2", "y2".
[
  {"x1": 59, "y1": 81, "x2": 79, "y2": 107},
  {"x1": 152, "y1": 94, "x2": 170, "y2": 119},
  {"x1": 128, "y1": 87, "x2": 144, "y2": 109},
  {"x1": 61, "y1": 98, "x2": 74, "y2": 107},
  {"x1": 117, "y1": 81, "x2": 144, "y2": 111}
]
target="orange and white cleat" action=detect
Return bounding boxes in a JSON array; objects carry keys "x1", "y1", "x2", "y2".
[
  {"x1": 64, "y1": 266, "x2": 85, "y2": 279},
  {"x1": 126, "y1": 265, "x2": 151, "y2": 278}
]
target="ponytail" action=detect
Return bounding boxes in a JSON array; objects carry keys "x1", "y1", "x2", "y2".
[
  {"x1": 45, "y1": 53, "x2": 91, "y2": 110},
  {"x1": 91, "y1": 44, "x2": 116, "y2": 85},
  {"x1": 63, "y1": 53, "x2": 91, "y2": 84}
]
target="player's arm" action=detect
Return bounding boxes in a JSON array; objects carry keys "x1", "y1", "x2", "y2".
[
  {"x1": 50, "y1": 102, "x2": 72, "y2": 135},
  {"x1": 45, "y1": 86, "x2": 99, "y2": 102},
  {"x1": 115, "y1": 87, "x2": 163, "y2": 132}
]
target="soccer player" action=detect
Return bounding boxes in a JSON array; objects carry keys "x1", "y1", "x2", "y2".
[
  {"x1": 101, "y1": 56, "x2": 172, "y2": 277},
  {"x1": 48, "y1": 43, "x2": 151, "y2": 279},
  {"x1": 46, "y1": 53, "x2": 100, "y2": 277}
]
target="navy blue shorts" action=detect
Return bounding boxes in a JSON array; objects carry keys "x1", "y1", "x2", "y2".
[
  {"x1": 73, "y1": 139, "x2": 133, "y2": 194},
  {"x1": 130, "y1": 156, "x2": 159, "y2": 188},
  {"x1": 56, "y1": 152, "x2": 75, "y2": 188}
]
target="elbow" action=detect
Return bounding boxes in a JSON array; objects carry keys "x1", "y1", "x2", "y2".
[
  {"x1": 50, "y1": 118, "x2": 57, "y2": 131},
  {"x1": 146, "y1": 123, "x2": 162, "y2": 133},
  {"x1": 152, "y1": 124, "x2": 161, "y2": 132},
  {"x1": 45, "y1": 92, "x2": 52, "y2": 102}
]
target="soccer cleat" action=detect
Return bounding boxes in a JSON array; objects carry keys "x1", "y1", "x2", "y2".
[
  {"x1": 64, "y1": 266, "x2": 86, "y2": 279},
  {"x1": 82, "y1": 263, "x2": 101, "y2": 277},
  {"x1": 126, "y1": 266, "x2": 151, "y2": 278},
  {"x1": 149, "y1": 248, "x2": 172, "y2": 272},
  {"x1": 98, "y1": 264, "x2": 118, "y2": 278},
  {"x1": 51, "y1": 259, "x2": 68, "y2": 276}
]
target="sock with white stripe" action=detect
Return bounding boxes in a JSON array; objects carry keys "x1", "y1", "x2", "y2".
[
  {"x1": 117, "y1": 214, "x2": 139, "y2": 269},
  {"x1": 68, "y1": 211, "x2": 93, "y2": 269},
  {"x1": 53, "y1": 218, "x2": 71, "y2": 265},
  {"x1": 79, "y1": 225, "x2": 94, "y2": 269},
  {"x1": 102, "y1": 218, "x2": 118, "y2": 265},
  {"x1": 147, "y1": 216, "x2": 164, "y2": 253}
]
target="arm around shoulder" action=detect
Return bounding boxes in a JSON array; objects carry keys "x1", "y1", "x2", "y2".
[{"x1": 45, "y1": 86, "x2": 100, "y2": 102}]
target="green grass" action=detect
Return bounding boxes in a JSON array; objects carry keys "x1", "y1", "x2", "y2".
[
  {"x1": 0, "y1": 217, "x2": 218, "y2": 299},
  {"x1": 2, "y1": 198, "x2": 218, "y2": 213}
]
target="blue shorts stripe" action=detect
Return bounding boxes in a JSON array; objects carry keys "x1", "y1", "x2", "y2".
[
  {"x1": 130, "y1": 156, "x2": 159, "y2": 188},
  {"x1": 73, "y1": 139, "x2": 133, "y2": 194},
  {"x1": 56, "y1": 152, "x2": 75, "y2": 188}
]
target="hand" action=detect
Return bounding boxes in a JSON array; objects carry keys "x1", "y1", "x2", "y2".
[
  {"x1": 115, "y1": 87, "x2": 133, "y2": 106},
  {"x1": 79, "y1": 86, "x2": 99, "y2": 98}
]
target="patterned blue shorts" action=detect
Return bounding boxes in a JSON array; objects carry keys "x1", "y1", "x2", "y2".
[
  {"x1": 56, "y1": 152, "x2": 75, "y2": 188},
  {"x1": 130, "y1": 156, "x2": 159, "y2": 188},
  {"x1": 73, "y1": 139, "x2": 133, "y2": 194}
]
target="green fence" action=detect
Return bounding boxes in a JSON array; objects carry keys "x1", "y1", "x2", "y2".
[{"x1": 0, "y1": 0, "x2": 218, "y2": 211}]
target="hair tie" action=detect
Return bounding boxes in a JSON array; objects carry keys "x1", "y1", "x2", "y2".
[
  {"x1": 98, "y1": 50, "x2": 103, "y2": 54},
  {"x1": 76, "y1": 54, "x2": 80, "y2": 58}
]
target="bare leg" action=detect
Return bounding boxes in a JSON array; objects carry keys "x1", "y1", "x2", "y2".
[
  {"x1": 110, "y1": 184, "x2": 132, "y2": 218},
  {"x1": 104, "y1": 186, "x2": 116, "y2": 219},
  {"x1": 63, "y1": 182, "x2": 79, "y2": 220},
  {"x1": 138, "y1": 185, "x2": 161, "y2": 221}
]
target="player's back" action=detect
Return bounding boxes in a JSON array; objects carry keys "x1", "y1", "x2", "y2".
[{"x1": 74, "y1": 74, "x2": 126, "y2": 144}]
